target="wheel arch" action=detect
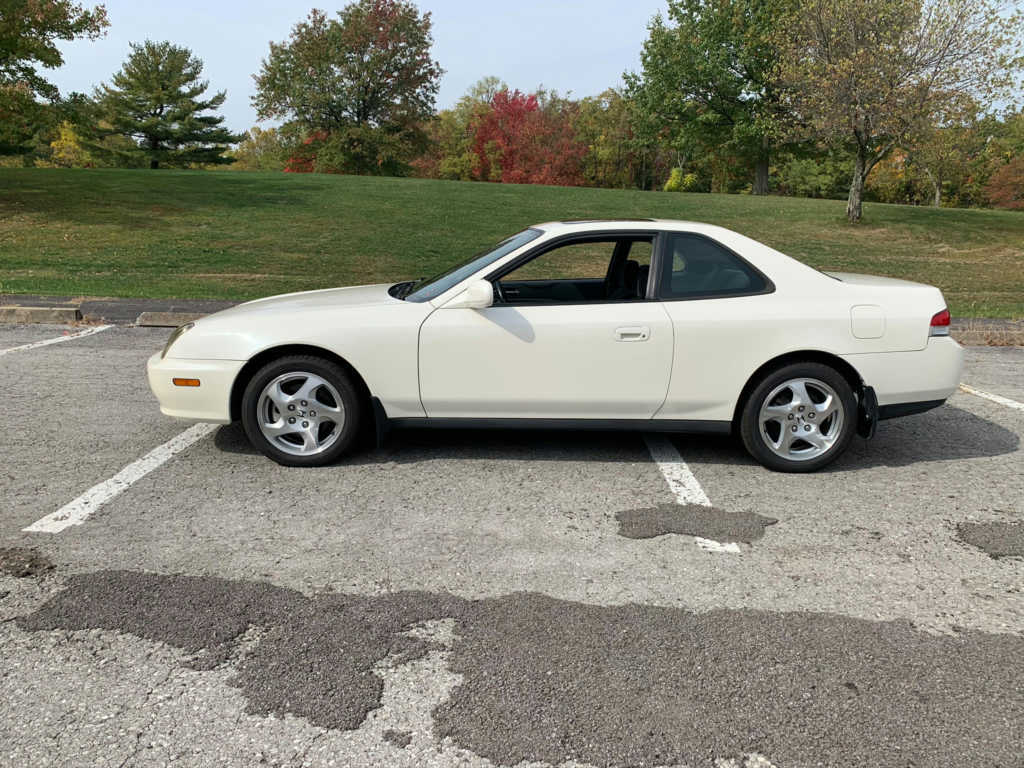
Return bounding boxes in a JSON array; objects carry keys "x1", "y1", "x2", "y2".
[
  {"x1": 230, "y1": 344, "x2": 375, "y2": 429},
  {"x1": 731, "y1": 350, "x2": 865, "y2": 429}
]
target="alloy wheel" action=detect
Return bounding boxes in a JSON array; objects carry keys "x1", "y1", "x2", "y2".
[
  {"x1": 256, "y1": 372, "x2": 346, "y2": 457},
  {"x1": 758, "y1": 377, "x2": 845, "y2": 462}
]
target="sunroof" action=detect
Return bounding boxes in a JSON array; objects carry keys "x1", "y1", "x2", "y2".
[{"x1": 560, "y1": 218, "x2": 656, "y2": 223}]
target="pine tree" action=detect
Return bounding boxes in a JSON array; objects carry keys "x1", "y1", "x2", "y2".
[{"x1": 97, "y1": 41, "x2": 241, "y2": 169}]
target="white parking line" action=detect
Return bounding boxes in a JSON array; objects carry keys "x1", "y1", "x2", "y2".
[
  {"x1": 644, "y1": 434, "x2": 712, "y2": 506},
  {"x1": 959, "y1": 384, "x2": 1024, "y2": 412},
  {"x1": 23, "y1": 423, "x2": 218, "y2": 534},
  {"x1": 643, "y1": 434, "x2": 741, "y2": 554},
  {"x1": 693, "y1": 537, "x2": 742, "y2": 554},
  {"x1": 0, "y1": 324, "x2": 112, "y2": 357}
]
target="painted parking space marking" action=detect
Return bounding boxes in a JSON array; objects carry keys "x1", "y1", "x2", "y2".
[
  {"x1": 960, "y1": 384, "x2": 1024, "y2": 412},
  {"x1": 694, "y1": 537, "x2": 742, "y2": 554},
  {"x1": 23, "y1": 423, "x2": 218, "y2": 534},
  {"x1": 643, "y1": 434, "x2": 712, "y2": 505},
  {"x1": 0, "y1": 324, "x2": 112, "y2": 357},
  {"x1": 643, "y1": 434, "x2": 741, "y2": 553}
]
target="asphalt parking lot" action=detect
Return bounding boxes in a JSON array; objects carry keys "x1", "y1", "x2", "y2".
[{"x1": 1, "y1": 324, "x2": 1021, "y2": 768}]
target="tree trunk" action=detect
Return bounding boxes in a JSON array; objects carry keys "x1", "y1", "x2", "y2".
[
  {"x1": 150, "y1": 159, "x2": 159, "y2": 170},
  {"x1": 923, "y1": 167, "x2": 941, "y2": 206},
  {"x1": 752, "y1": 136, "x2": 770, "y2": 195},
  {"x1": 846, "y1": 147, "x2": 867, "y2": 223},
  {"x1": 711, "y1": 157, "x2": 728, "y2": 194}
]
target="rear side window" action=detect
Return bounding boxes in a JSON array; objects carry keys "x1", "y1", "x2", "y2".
[{"x1": 659, "y1": 233, "x2": 768, "y2": 299}]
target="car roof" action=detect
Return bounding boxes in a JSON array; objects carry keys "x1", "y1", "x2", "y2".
[{"x1": 532, "y1": 219, "x2": 734, "y2": 237}]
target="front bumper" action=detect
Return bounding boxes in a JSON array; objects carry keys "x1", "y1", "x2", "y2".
[{"x1": 147, "y1": 352, "x2": 245, "y2": 424}]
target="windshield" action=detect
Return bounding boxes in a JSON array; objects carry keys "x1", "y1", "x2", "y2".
[{"x1": 402, "y1": 228, "x2": 543, "y2": 303}]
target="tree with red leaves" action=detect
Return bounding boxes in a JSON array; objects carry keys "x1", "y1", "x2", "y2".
[
  {"x1": 470, "y1": 89, "x2": 586, "y2": 186},
  {"x1": 284, "y1": 131, "x2": 327, "y2": 174},
  {"x1": 985, "y1": 157, "x2": 1024, "y2": 210}
]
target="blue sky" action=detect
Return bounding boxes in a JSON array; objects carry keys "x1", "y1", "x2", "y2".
[{"x1": 51, "y1": 0, "x2": 667, "y2": 133}]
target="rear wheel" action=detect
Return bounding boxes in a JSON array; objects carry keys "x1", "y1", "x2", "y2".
[
  {"x1": 740, "y1": 362, "x2": 856, "y2": 473},
  {"x1": 241, "y1": 355, "x2": 361, "y2": 467}
]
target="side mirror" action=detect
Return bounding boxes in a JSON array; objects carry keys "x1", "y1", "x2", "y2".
[{"x1": 443, "y1": 279, "x2": 494, "y2": 310}]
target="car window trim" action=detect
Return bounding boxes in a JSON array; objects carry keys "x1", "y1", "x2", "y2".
[
  {"x1": 484, "y1": 230, "x2": 662, "y2": 307},
  {"x1": 652, "y1": 230, "x2": 775, "y2": 302}
]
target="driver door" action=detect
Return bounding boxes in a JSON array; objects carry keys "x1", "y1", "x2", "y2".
[{"x1": 418, "y1": 235, "x2": 674, "y2": 419}]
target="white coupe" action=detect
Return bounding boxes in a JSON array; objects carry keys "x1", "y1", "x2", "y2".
[{"x1": 148, "y1": 219, "x2": 964, "y2": 472}]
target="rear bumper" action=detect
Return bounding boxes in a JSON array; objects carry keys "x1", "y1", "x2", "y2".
[
  {"x1": 878, "y1": 399, "x2": 946, "y2": 420},
  {"x1": 841, "y1": 337, "x2": 964, "y2": 408},
  {"x1": 147, "y1": 352, "x2": 244, "y2": 424}
]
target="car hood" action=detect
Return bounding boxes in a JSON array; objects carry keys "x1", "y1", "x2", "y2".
[
  {"x1": 209, "y1": 284, "x2": 399, "y2": 320},
  {"x1": 166, "y1": 283, "x2": 430, "y2": 361}
]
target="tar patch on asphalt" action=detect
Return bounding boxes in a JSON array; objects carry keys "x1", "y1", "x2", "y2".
[
  {"x1": 17, "y1": 571, "x2": 1024, "y2": 768},
  {"x1": 616, "y1": 503, "x2": 777, "y2": 543},
  {"x1": 0, "y1": 547, "x2": 54, "y2": 578},
  {"x1": 383, "y1": 729, "x2": 413, "y2": 749},
  {"x1": 957, "y1": 521, "x2": 1024, "y2": 559}
]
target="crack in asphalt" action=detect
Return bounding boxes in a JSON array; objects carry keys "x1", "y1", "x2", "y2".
[
  {"x1": 616, "y1": 503, "x2": 778, "y2": 543},
  {"x1": 16, "y1": 570, "x2": 1024, "y2": 768}
]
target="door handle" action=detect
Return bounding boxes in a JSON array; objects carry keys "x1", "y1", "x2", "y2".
[{"x1": 614, "y1": 326, "x2": 650, "y2": 342}]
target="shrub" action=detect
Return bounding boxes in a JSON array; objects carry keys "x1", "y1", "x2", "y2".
[
  {"x1": 776, "y1": 157, "x2": 847, "y2": 199},
  {"x1": 984, "y1": 156, "x2": 1024, "y2": 210}
]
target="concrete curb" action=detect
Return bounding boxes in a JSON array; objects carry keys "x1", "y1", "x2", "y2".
[
  {"x1": 0, "y1": 306, "x2": 82, "y2": 324},
  {"x1": 951, "y1": 319, "x2": 1024, "y2": 347},
  {"x1": 136, "y1": 311, "x2": 209, "y2": 328},
  {"x1": 1, "y1": 295, "x2": 240, "y2": 327}
]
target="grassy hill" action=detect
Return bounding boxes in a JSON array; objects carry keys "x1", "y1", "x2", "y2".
[{"x1": 1, "y1": 168, "x2": 1021, "y2": 317}]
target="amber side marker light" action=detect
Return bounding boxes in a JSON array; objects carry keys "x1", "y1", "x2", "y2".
[{"x1": 172, "y1": 378, "x2": 201, "y2": 387}]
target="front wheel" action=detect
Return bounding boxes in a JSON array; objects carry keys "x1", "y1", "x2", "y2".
[
  {"x1": 739, "y1": 362, "x2": 857, "y2": 473},
  {"x1": 241, "y1": 355, "x2": 362, "y2": 467}
]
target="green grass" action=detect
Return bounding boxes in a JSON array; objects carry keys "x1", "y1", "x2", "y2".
[{"x1": 1, "y1": 167, "x2": 1022, "y2": 317}]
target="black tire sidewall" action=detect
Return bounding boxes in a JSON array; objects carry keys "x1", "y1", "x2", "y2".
[
  {"x1": 740, "y1": 362, "x2": 857, "y2": 473},
  {"x1": 241, "y1": 355, "x2": 361, "y2": 467}
]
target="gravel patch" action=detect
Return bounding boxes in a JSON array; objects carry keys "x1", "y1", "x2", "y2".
[
  {"x1": 0, "y1": 547, "x2": 54, "y2": 578},
  {"x1": 383, "y1": 729, "x2": 414, "y2": 749},
  {"x1": 617, "y1": 503, "x2": 778, "y2": 543},
  {"x1": 18, "y1": 570, "x2": 1024, "y2": 768},
  {"x1": 957, "y1": 521, "x2": 1024, "y2": 559}
]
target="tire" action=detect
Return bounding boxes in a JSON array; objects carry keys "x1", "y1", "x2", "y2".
[
  {"x1": 241, "y1": 355, "x2": 362, "y2": 467},
  {"x1": 739, "y1": 362, "x2": 857, "y2": 473}
]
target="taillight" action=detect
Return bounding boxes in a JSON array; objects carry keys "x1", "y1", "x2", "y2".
[{"x1": 930, "y1": 308, "x2": 951, "y2": 337}]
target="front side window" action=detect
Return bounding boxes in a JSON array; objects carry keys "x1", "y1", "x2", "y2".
[
  {"x1": 403, "y1": 228, "x2": 543, "y2": 303},
  {"x1": 508, "y1": 241, "x2": 617, "y2": 281},
  {"x1": 658, "y1": 233, "x2": 768, "y2": 299},
  {"x1": 495, "y1": 237, "x2": 654, "y2": 304}
]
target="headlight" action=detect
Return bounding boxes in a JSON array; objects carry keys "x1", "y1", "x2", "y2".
[{"x1": 161, "y1": 322, "x2": 194, "y2": 359}]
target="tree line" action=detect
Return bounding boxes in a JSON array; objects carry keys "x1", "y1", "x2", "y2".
[{"x1": 2, "y1": 0, "x2": 1022, "y2": 221}]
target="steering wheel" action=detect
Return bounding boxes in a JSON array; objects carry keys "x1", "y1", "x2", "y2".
[{"x1": 492, "y1": 280, "x2": 506, "y2": 304}]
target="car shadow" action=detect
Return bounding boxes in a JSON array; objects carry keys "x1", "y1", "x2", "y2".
[
  {"x1": 213, "y1": 422, "x2": 656, "y2": 464},
  {"x1": 678, "y1": 405, "x2": 1019, "y2": 472},
  {"x1": 212, "y1": 404, "x2": 1018, "y2": 470}
]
